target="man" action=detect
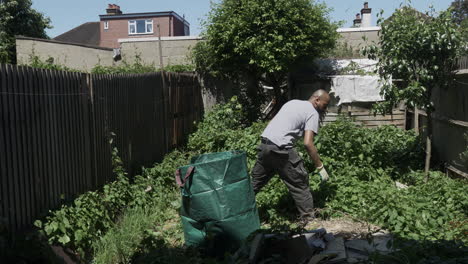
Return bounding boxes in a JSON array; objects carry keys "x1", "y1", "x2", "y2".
[{"x1": 251, "y1": 89, "x2": 330, "y2": 221}]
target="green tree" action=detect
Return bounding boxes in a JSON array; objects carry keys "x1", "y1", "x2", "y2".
[
  {"x1": 364, "y1": 6, "x2": 465, "y2": 181},
  {"x1": 0, "y1": 0, "x2": 51, "y2": 64},
  {"x1": 450, "y1": 0, "x2": 468, "y2": 24},
  {"x1": 193, "y1": 0, "x2": 339, "y2": 113},
  {"x1": 449, "y1": 0, "x2": 468, "y2": 42}
]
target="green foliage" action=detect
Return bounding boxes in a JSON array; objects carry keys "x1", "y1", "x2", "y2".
[
  {"x1": 338, "y1": 61, "x2": 375, "y2": 75},
  {"x1": 0, "y1": 0, "x2": 51, "y2": 64},
  {"x1": 26, "y1": 53, "x2": 193, "y2": 74},
  {"x1": 35, "y1": 134, "x2": 191, "y2": 261},
  {"x1": 94, "y1": 149, "x2": 213, "y2": 264},
  {"x1": 27, "y1": 55, "x2": 78, "y2": 72},
  {"x1": 36, "y1": 136, "x2": 130, "y2": 260},
  {"x1": 450, "y1": 0, "x2": 468, "y2": 43},
  {"x1": 193, "y1": 0, "x2": 339, "y2": 101},
  {"x1": 91, "y1": 57, "x2": 157, "y2": 74},
  {"x1": 327, "y1": 41, "x2": 362, "y2": 59},
  {"x1": 92, "y1": 54, "x2": 194, "y2": 74},
  {"x1": 38, "y1": 99, "x2": 467, "y2": 263},
  {"x1": 311, "y1": 120, "x2": 467, "y2": 243},
  {"x1": 92, "y1": 201, "x2": 180, "y2": 264},
  {"x1": 461, "y1": 132, "x2": 468, "y2": 168},
  {"x1": 324, "y1": 170, "x2": 467, "y2": 242},
  {"x1": 314, "y1": 119, "x2": 423, "y2": 177},
  {"x1": 187, "y1": 96, "x2": 251, "y2": 154},
  {"x1": 450, "y1": 0, "x2": 468, "y2": 25},
  {"x1": 188, "y1": 100, "x2": 468, "y2": 242},
  {"x1": 93, "y1": 206, "x2": 155, "y2": 264},
  {"x1": 164, "y1": 64, "x2": 195, "y2": 72},
  {"x1": 187, "y1": 101, "x2": 467, "y2": 244},
  {"x1": 364, "y1": 6, "x2": 465, "y2": 114}
]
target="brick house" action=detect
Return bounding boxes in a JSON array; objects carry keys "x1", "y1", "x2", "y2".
[{"x1": 54, "y1": 4, "x2": 190, "y2": 48}]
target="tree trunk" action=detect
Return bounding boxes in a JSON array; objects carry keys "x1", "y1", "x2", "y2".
[
  {"x1": 264, "y1": 72, "x2": 287, "y2": 119},
  {"x1": 414, "y1": 108, "x2": 419, "y2": 135},
  {"x1": 424, "y1": 114, "x2": 432, "y2": 183},
  {"x1": 266, "y1": 84, "x2": 284, "y2": 119}
]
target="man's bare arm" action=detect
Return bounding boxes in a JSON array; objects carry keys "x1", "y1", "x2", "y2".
[{"x1": 304, "y1": 130, "x2": 322, "y2": 169}]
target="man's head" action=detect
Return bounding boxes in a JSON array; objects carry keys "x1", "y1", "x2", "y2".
[{"x1": 309, "y1": 89, "x2": 330, "y2": 112}]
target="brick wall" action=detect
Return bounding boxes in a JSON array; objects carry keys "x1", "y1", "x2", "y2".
[
  {"x1": 172, "y1": 17, "x2": 186, "y2": 36},
  {"x1": 100, "y1": 15, "x2": 187, "y2": 48}
]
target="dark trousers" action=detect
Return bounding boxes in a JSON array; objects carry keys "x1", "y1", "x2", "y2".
[{"x1": 251, "y1": 142, "x2": 314, "y2": 218}]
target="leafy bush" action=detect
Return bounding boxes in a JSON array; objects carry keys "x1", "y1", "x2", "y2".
[
  {"x1": 164, "y1": 64, "x2": 195, "y2": 72},
  {"x1": 324, "y1": 170, "x2": 467, "y2": 242},
  {"x1": 303, "y1": 119, "x2": 467, "y2": 243},
  {"x1": 26, "y1": 53, "x2": 194, "y2": 74},
  {"x1": 187, "y1": 96, "x2": 249, "y2": 153},
  {"x1": 35, "y1": 139, "x2": 191, "y2": 260},
  {"x1": 314, "y1": 118, "x2": 424, "y2": 179},
  {"x1": 27, "y1": 55, "x2": 79, "y2": 72},
  {"x1": 35, "y1": 145, "x2": 132, "y2": 260},
  {"x1": 176, "y1": 101, "x2": 458, "y2": 246},
  {"x1": 92, "y1": 56, "x2": 194, "y2": 74},
  {"x1": 186, "y1": 100, "x2": 467, "y2": 244},
  {"x1": 91, "y1": 60, "x2": 157, "y2": 74}
]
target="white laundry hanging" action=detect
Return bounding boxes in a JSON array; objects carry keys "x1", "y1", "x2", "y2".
[{"x1": 329, "y1": 75, "x2": 387, "y2": 105}]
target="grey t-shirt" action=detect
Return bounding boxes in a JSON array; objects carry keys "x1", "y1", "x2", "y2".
[{"x1": 261, "y1": 100, "x2": 319, "y2": 148}]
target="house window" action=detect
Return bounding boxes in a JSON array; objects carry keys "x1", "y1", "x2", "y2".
[
  {"x1": 128, "y1": 19, "x2": 153, "y2": 35},
  {"x1": 104, "y1": 21, "x2": 109, "y2": 30}
]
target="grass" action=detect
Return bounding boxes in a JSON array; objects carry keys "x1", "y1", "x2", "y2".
[
  {"x1": 91, "y1": 188, "x2": 188, "y2": 264},
  {"x1": 92, "y1": 206, "x2": 159, "y2": 264}
]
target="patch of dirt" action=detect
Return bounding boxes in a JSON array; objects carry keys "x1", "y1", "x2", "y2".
[{"x1": 308, "y1": 217, "x2": 389, "y2": 239}]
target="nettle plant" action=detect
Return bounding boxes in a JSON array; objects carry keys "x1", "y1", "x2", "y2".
[{"x1": 364, "y1": 5, "x2": 465, "y2": 180}]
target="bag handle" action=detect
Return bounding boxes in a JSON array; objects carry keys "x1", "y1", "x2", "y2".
[{"x1": 175, "y1": 166, "x2": 195, "y2": 187}]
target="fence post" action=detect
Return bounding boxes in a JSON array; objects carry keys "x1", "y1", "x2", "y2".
[
  {"x1": 157, "y1": 24, "x2": 170, "y2": 153},
  {"x1": 86, "y1": 74, "x2": 98, "y2": 189}
]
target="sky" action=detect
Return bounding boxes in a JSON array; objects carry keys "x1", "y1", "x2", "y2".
[{"x1": 31, "y1": 0, "x2": 455, "y2": 38}]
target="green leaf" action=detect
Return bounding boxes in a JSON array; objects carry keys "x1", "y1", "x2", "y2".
[
  {"x1": 33, "y1": 220, "x2": 42, "y2": 228},
  {"x1": 58, "y1": 235, "x2": 70, "y2": 245}
]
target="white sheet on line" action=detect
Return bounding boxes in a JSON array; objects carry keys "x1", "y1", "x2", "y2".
[{"x1": 330, "y1": 75, "x2": 387, "y2": 105}]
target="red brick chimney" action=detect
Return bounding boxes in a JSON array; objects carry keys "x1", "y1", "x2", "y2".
[
  {"x1": 353, "y1": 13, "x2": 362, "y2": 27},
  {"x1": 106, "y1": 4, "x2": 122, "y2": 15}
]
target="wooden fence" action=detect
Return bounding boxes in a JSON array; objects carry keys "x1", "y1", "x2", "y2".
[
  {"x1": 406, "y1": 72, "x2": 468, "y2": 179},
  {"x1": 0, "y1": 64, "x2": 202, "y2": 232},
  {"x1": 323, "y1": 109, "x2": 406, "y2": 129},
  {"x1": 457, "y1": 56, "x2": 468, "y2": 70}
]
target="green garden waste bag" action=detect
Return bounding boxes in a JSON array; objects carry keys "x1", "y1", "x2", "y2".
[{"x1": 175, "y1": 150, "x2": 260, "y2": 252}]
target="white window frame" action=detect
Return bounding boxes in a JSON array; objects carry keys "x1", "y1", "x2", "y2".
[
  {"x1": 104, "y1": 21, "x2": 109, "y2": 30},
  {"x1": 128, "y1": 19, "x2": 153, "y2": 35}
]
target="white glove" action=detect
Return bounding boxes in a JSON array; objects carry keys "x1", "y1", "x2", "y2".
[{"x1": 317, "y1": 164, "x2": 329, "y2": 182}]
